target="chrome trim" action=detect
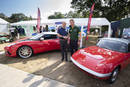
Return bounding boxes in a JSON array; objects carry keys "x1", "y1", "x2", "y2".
[{"x1": 71, "y1": 57, "x2": 111, "y2": 78}]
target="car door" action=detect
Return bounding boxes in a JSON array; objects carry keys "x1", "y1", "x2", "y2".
[
  {"x1": 50, "y1": 34, "x2": 60, "y2": 50},
  {"x1": 43, "y1": 34, "x2": 60, "y2": 51},
  {"x1": 32, "y1": 35, "x2": 50, "y2": 53}
]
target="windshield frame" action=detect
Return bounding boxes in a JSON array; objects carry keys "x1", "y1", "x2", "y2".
[{"x1": 29, "y1": 33, "x2": 44, "y2": 40}]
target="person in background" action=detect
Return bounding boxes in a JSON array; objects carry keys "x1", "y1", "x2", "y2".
[
  {"x1": 10, "y1": 26, "x2": 15, "y2": 40},
  {"x1": 39, "y1": 26, "x2": 42, "y2": 33},
  {"x1": 69, "y1": 19, "x2": 81, "y2": 56},
  {"x1": 57, "y1": 22, "x2": 69, "y2": 62},
  {"x1": 32, "y1": 26, "x2": 37, "y2": 36},
  {"x1": 42, "y1": 26, "x2": 46, "y2": 32},
  {"x1": 45, "y1": 25, "x2": 49, "y2": 32}
]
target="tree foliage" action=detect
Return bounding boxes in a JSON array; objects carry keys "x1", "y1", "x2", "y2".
[
  {"x1": 9, "y1": 13, "x2": 33, "y2": 23},
  {"x1": 65, "y1": 11, "x2": 83, "y2": 18},
  {"x1": 71, "y1": 0, "x2": 130, "y2": 21},
  {"x1": 0, "y1": 13, "x2": 33, "y2": 23},
  {"x1": 48, "y1": 11, "x2": 83, "y2": 19},
  {"x1": 48, "y1": 12, "x2": 65, "y2": 19},
  {"x1": 0, "y1": 13, "x2": 7, "y2": 19}
]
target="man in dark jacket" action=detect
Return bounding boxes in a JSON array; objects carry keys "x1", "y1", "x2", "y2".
[{"x1": 57, "y1": 22, "x2": 69, "y2": 61}]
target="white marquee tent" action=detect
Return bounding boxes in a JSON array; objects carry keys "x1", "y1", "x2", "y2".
[
  {"x1": 0, "y1": 18, "x2": 9, "y2": 34},
  {"x1": 11, "y1": 18, "x2": 111, "y2": 37},
  {"x1": 11, "y1": 19, "x2": 55, "y2": 26},
  {"x1": 11, "y1": 18, "x2": 111, "y2": 48},
  {"x1": 52, "y1": 18, "x2": 111, "y2": 37}
]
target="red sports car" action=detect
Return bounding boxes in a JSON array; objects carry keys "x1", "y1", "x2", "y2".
[
  {"x1": 71, "y1": 38, "x2": 130, "y2": 83},
  {"x1": 4, "y1": 32, "x2": 60, "y2": 58}
]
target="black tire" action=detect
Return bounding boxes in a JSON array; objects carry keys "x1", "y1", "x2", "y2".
[
  {"x1": 108, "y1": 67, "x2": 119, "y2": 84},
  {"x1": 17, "y1": 46, "x2": 33, "y2": 58}
]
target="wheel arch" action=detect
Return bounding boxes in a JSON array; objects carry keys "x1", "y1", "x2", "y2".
[{"x1": 16, "y1": 45, "x2": 34, "y2": 56}]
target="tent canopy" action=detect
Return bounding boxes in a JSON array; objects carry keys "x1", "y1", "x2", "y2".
[
  {"x1": 11, "y1": 19, "x2": 55, "y2": 26},
  {"x1": 52, "y1": 18, "x2": 110, "y2": 26},
  {"x1": 0, "y1": 18, "x2": 9, "y2": 24},
  {"x1": 0, "y1": 18, "x2": 9, "y2": 34},
  {"x1": 10, "y1": 18, "x2": 111, "y2": 37},
  {"x1": 11, "y1": 18, "x2": 110, "y2": 27}
]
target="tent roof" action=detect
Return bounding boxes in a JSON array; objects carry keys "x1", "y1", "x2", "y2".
[
  {"x1": 0, "y1": 18, "x2": 9, "y2": 24},
  {"x1": 11, "y1": 18, "x2": 110, "y2": 26},
  {"x1": 52, "y1": 18, "x2": 110, "y2": 26},
  {"x1": 11, "y1": 19, "x2": 55, "y2": 26}
]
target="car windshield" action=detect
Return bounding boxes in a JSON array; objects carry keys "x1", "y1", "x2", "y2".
[
  {"x1": 123, "y1": 29, "x2": 130, "y2": 37},
  {"x1": 30, "y1": 33, "x2": 43, "y2": 40},
  {"x1": 97, "y1": 39, "x2": 127, "y2": 53}
]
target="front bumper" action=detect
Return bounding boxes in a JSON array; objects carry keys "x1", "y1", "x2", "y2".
[
  {"x1": 4, "y1": 47, "x2": 17, "y2": 57},
  {"x1": 71, "y1": 57, "x2": 111, "y2": 78}
]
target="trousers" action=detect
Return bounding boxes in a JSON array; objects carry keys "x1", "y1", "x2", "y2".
[
  {"x1": 70, "y1": 39, "x2": 78, "y2": 56},
  {"x1": 60, "y1": 39, "x2": 68, "y2": 61}
]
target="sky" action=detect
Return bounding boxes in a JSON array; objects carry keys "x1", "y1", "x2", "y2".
[{"x1": 0, "y1": 0, "x2": 74, "y2": 19}]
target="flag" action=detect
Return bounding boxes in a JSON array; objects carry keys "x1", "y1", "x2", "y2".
[
  {"x1": 37, "y1": 8, "x2": 41, "y2": 32},
  {"x1": 86, "y1": 3, "x2": 95, "y2": 40}
]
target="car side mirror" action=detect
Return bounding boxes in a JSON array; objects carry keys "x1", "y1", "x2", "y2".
[{"x1": 40, "y1": 38, "x2": 44, "y2": 41}]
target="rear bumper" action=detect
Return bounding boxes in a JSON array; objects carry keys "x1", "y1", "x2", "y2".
[{"x1": 71, "y1": 57, "x2": 111, "y2": 78}]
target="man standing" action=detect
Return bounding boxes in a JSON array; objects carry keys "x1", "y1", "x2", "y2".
[
  {"x1": 69, "y1": 19, "x2": 81, "y2": 56},
  {"x1": 57, "y1": 22, "x2": 68, "y2": 61}
]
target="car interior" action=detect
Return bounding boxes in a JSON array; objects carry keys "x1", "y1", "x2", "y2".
[{"x1": 43, "y1": 34, "x2": 58, "y2": 40}]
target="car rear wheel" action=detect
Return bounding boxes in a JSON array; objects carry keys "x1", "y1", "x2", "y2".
[
  {"x1": 18, "y1": 46, "x2": 33, "y2": 58},
  {"x1": 108, "y1": 67, "x2": 119, "y2": 84}
]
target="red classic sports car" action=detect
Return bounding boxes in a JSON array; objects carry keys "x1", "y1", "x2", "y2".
[
  {"x1": 4, "y1": 32, "x2": 60, "y2": 58},
  {"x1": 71, "y1": 38, "x2": 130, "y2": 83}
]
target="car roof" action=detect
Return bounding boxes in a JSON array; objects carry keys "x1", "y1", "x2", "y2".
[{"x1": 101, "y1": 38, "x2": 130, "y2": 44}]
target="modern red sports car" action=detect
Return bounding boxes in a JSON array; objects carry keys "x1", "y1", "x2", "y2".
[
  {"x1": 71, "y1": 38, "x2": 130, "y2": 83},
  {"x1": 4, "y1": 32, "x2": 60, "y2": 58}
]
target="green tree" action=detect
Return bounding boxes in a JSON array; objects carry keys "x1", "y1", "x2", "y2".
[
  {"x1": 71, "y1": 0, "x2": 130, "y2": 21},
  {"x1": 66, "y1": 11, "x2": 82, "y2": 18},
  {"x1": 0, "y1": 13, "x2": 7, "y2": 19},
  {"x1": 9, "y1": 13, "x2": 33, "y2": 23},
  {"x1": 48, "y1": 12, "x2": 65, "y2": 19}
]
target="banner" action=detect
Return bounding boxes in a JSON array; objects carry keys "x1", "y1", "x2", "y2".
[
  {"x1": 37, "y1": 8, "x2": 41, "y2": 32},
  {"x1": 86, "y1": 3, "x2": 95, "y2": 40}
]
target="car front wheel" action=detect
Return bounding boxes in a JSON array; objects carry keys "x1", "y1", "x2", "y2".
[
  {"x1": 18, "y1": 46, "x2": 33, "y2": 58},
  {"x1": 108, "y1": 67, "x2": 119, "y2": 84}
]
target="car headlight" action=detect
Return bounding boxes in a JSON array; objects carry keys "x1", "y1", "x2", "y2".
[
  {"x1": 95, "y1": 63, "x2": 108, "y2": 73},
  {"x1": 7, "y1": 43, "x2": 16, "y2": 47}
]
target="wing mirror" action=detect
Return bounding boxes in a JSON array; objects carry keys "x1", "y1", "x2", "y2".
[{"x1": 40, "y1": 38, "x2": 44, "y2": 41}]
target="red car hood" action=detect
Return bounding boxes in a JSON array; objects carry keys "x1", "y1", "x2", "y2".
[
  {"x1": 14, "y1": 37, "x2": 30, "y2": 43},
  {"x1": 72, "y1": 46, "x2": 123, "y2": 72},
  {"x1": 6, "y1": 37, "x2": 30, "y2": 47}
]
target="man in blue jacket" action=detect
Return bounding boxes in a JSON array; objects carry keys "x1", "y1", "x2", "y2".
[{"x1": 57, "y1": 22, "x2": 69, "y2": 61}]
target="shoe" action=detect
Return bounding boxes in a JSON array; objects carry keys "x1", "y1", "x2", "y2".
[
  {"x1": 65, "y1": 60, "x2": 68, "y2": 62},
  {"x1": 65, "y1": 58, "x2": 68, "y2": 62},
  {"x1": 61, "y1": 58, "x2": 64, "y2": 61},
  {"x1": 69, "y1": 60, "x2": 72, "y2": 62}
]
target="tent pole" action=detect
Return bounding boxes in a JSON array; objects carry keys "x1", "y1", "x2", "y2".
[
  {"x1": 99, "y1": 27, "x2": 102, "y2": 36},
  {"x1": 108, "y1": 24, "x2": 111, "y2": 38},
  {"x1": 80, "y1": 26, "x2": 84, "y2": 48}
]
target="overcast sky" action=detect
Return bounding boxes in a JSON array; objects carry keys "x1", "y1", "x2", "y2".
[{"x1": 0, "y1": 0, "x2": 74, "y2": 19}]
